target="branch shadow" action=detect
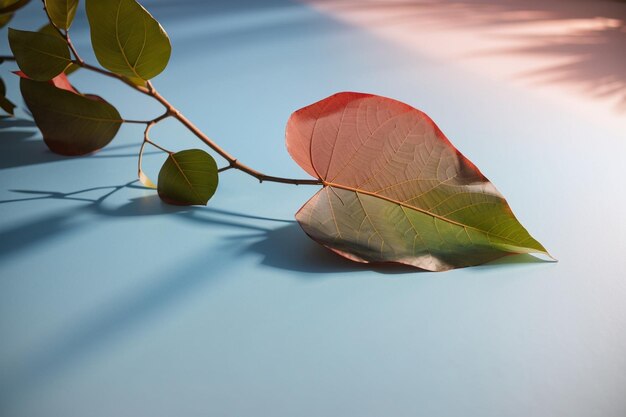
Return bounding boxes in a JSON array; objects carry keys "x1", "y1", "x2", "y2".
[
  {"x1": 0, "y1": 182, "x2": 548, "y2": 275},
  {"x1": 0, "y1": 183, "x2": 386, "y2": 402},
  {"x1": 0, "y1": 223, "x2": 238, "y2": 404},
  {"x1": 0, "y1": 181, "x2": 549, "y2": 402},
  {"x1": 93, "y1": 192, "x2": 546, "y2": 274}
]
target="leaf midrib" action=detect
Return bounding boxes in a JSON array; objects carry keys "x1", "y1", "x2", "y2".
[
  {"x1": 114, "y1": 0, "x2": 144, "y2": 81},
  {"x1": 169, "y1": 154, "x2": 204, "y2": 204},
  {"x1": 324, "y1": 181, "x2": 544, "y2": 251},
  {"x1": 31, "y1": 102, "x2": 122, "y2": 123},
  {"x1": 22, "y1": 44, "x2": 70, "y2": 63}
]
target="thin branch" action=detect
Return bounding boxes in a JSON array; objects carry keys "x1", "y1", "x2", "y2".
[
  {"x1": 146, "y1": 139, "x2": 172, "y2": 154},
  {"x1": 123, "y1": 119, "x2": 150, "y2": 124},
  {"x1": 150, "y1": 111, "x2": 172, "y2": 125},
  {"x1": 64, "y1": 34, "x2": 83, "y2": 65},
  {"x1": 40, "y1": 0, "x2": 80, "y2": 63},
  {"x1": 143, "y1": 112, "x2": 173, "y2": 154},
  {"x1": 217, "y1": 165, "x2": 235, "y2": 173},
  {"x1": 78, "y1": 61, "x2": 151, "y2": 95},
  {"x1": 137, "y1": 140, "x2": 150, "y2": 182},
  {"x1": 41, "y1": 12, "x2": 323, "y2": 186},
  {"x1": 0, "y1": 55, "x2": 16, "y2": 61},
  {"x1": 146, "y1": 82, "x2": 323, "y2": 186},
  {"x1": 137, "y1": 112, "x2": 174, "y2": 187}
]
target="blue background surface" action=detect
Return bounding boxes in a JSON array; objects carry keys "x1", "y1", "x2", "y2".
[{"x1": 1, "y1": 1, "x2": 625, "y2": 416}]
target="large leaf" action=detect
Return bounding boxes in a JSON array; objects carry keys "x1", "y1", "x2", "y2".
[
  {"x1": 20, "y1": 77, "x2": 122, "y2": 155},
  {"x1": 0, "y1": 77, "x2": 16, "y2": 115},
  {"x1": 44, "y1": 0, "x2": 79, "y2": 30},
  {"x1": 286, "y1": 92, "x2": 551, "y2": 271},
  {"x1": 8, "y1": 28, "x2": 72, "y2": 81},
  {"x1": 85, "y1": 0, "x2": 171, "y2": 84},
  {"x1": 158, "y1": 149, "x2": 218, "y2": 206}
]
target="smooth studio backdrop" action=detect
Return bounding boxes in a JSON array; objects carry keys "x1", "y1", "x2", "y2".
[{"x1": 1, "y1": 1, "x2": 625, "y2": 416}]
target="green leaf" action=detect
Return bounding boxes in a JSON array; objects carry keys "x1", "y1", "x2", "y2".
[
  {"x1": 44, "y1": 0, "x2": 79, "y2": 30},
  {"x1": 20, "y1": 77, "x2": 122, "y2": 155},
  {"x1": 0, "y1": 77, "x2": 16, "y2": 115},
  {"x1": 86, "y1": 0, "x2": 171, "y2": 84},
  {"x1": 286, "y1": 92, "x2": 552, "y2": 271},
  {"x1": 158, "y1": 149, "x2": 218, "y2": 206},
  {"x1": 38, "y1": 22, "x2": 59, "y2": 37},
  {"x1": 0, "y1": 0, "x2": 30, "y2": 14},
  {"x1": 38, "y1": 23, "x2": 80, "y2": 74},
  {"x1": 8, "y1": 28, "x2": 72, "y2": 81},
  {"x1": 0, "y1": 12, "x2": 13, "y2": 29}
]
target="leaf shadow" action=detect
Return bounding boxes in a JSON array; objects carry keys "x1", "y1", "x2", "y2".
[
  {"x1": 0, "y1": 184, "x2": 552, "y2": 276},
  {"x1": 98, "y1": 195, "x2": 549, "y2": 275},
  {"x1": 0, "y1": 117, "x2": 63, "y2": 169},
  {"x1": 0, "y1": 118, "x2": 163, "y2": 169},
  {"x1": 83, "y1": 192, "x2": 423, "y2": 275},
  {"x1": 88, "y1": 193, "x2": 421, "y2": 275},
  {"x1": 0, "y1": 224, "x2": 234, "y2": 404},
  {"x1": 0, "y1": 183, "x2": 551, "y2": 402},
  {"x1": 0, "y1": 116, "x2": 36, "y2": 128},
  {"x1": 0, "y1": 187, "x2": 278, "y2": 401},
  {"x1": 241, "y1": 222, "x2": 422, "y2": 275}
]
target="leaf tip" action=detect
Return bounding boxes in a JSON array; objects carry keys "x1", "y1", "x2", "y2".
[{"x1": 532, "y1": 251, "x2": 558, "y2": 263}]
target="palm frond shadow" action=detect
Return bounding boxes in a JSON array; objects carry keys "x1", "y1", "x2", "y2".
[{"x1": 321, "y1": 0, "x2": 626, "y2": 112}]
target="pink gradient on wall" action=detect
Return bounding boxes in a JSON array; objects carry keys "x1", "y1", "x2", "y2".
[{"x1": 302, "y1": 0, "x2": 626, "y2": 134}]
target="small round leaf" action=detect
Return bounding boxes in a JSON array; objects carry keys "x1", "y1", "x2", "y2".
[{"x1": 158, "y1": 149, "x2": 218, "y2": 206}]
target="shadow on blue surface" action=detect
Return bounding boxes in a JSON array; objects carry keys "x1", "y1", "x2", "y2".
[
  {"x1": 0, "y1": 119, "x2": 162, "y2": 169},
  {"x1": 0, "y1": 233, "x2": 230, "y2": 404},
  {"x1": 0, "y1": 184, "x2": 418, "y2": 403},
  {"x1": 102, "y1": 193, "x2": 547, "y2": 273},
  {"x1": 0, "y1": 182, "x2": 546, "y2": 405},
  {"x1": 246, "y1": 222, "x2": 546, "y2": 274},
  {"x1": 0, "y1": 185, "x2": 410, "y2": 272},
  {"x1": 0, "y1": 0, "x2": 553, "y2": 397},
  {"x1": 0, "y1": 181, "x2": 546, "y2": 274},
  {"x1": 0, "y1": 118, "x2": 35, "y2": 129},
  {"x1": 0, "y1": 118, "x2": 62, "y2": 169}
]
